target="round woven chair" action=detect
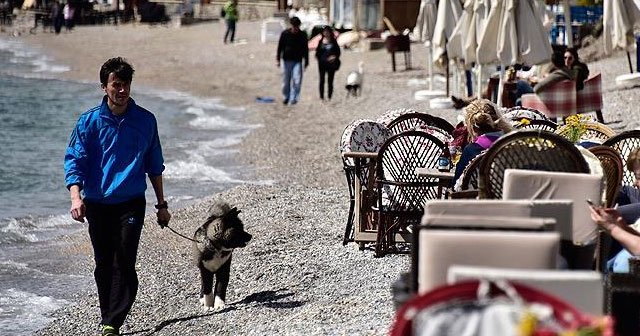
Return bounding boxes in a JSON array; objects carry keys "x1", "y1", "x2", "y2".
[
  {"x1": 603, "y1": 129, "x2": 640, "y2": 186},
  {"x1": 556, "y1": 121, "x2": 616, "y2": 145},
  {"x1": 374, "y1": 130, "x2": 446, "y2": 257},
  {"x1": 502, "y1": 106, "x2": 549, "y2": 121},
  {"x1": 385, "y1": 112, "x2": 455, "y2": 135},
  {"x1": 478, "y1": 130, "x2": 591, "y2": 199},
  {"x1": 513, "y1": 118, "x2": 559, "y2": 132},
  {"x1": 339, "y1": 119, "x2": 390, "y2": 246}
]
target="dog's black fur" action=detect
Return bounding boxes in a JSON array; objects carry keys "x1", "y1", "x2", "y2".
[{"x1": 192, "y1": 201, "x2": 252, "y2": 311}]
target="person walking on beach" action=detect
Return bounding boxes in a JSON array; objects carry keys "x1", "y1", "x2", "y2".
[
  {"x1": 222, "y1": 0, "x2": 238, "y2": 44},
  {"x1": 62, "y1": 2, "x2": 74, "y2": 31},
  {"x1": 315, "y1": 25, "x2": 341, "y2": 101},
  {"x1": 276, "y1": 16, "x2": 308, "y2": 105},
  {"x1": 64, "y1": 57, "x2": 171, "y2": 336}
]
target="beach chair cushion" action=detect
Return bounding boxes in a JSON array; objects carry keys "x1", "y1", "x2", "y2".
[
  {"x1": 521, "y1": 80, "x2": 576, "y2": 119},
  {"x1": 339, "y1": 119, "x2": 390, "y2": 166},
  {"x1": 446, "y1": 266, "x2": 604, "y2": 315},
  {"x1": 422, "y1": 199, "x2": 572, "y2": 238},
  {"x1": 417, "y1": 230, "x2": 560, "y2": 293},
  {"x1": 502, "y1": 169, "x2": 603, "y2": 245},
  {"x1": 576, "y1": 74, "x2": 603, "y2": 114}
]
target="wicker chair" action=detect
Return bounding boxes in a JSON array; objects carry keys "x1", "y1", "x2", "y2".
[
  {"x1": 603, "y1": 129, "x2": 640, "y2": 186},
  {"x1": 556, "y1": 121, "x2": 616, "y2": 145},
  {"x1": 589, "y1": 146, "x2": 623, "y2": 207},
  {"x1": 590, "y1": 146, "x2": 624, "y2": 275},
  {"x1": 386, "y1": 112, "x2": 455, "y2": 135},
  {"x1": 449, "y1": 152, "x2": 485, "y2": 199},
  {"x1": 374, "y1": 130, "x2": 445, "y2": 257},
  {"x1": 376, "y1": 108, "x2": 420, "y2": 127},
  {"x1": 502, "y1": 106, "x2": 550, "y2": 121},
  {"x1": 339, "y1": 120, "x2": 390, "y2": 246},
  {"x1": 478, "y1": 130, "x2": 591, "y2": 199},
  {"x1": 513, "y1": 118, "x2": 559, "y2": 132}
]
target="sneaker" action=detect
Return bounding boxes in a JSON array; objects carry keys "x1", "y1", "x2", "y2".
[
  {"x1": 283, "y1": 99, "x2": 289, "y2": 105},
  {"x1": 102, "y1": 325, "x2": 119, "y2": 336}
]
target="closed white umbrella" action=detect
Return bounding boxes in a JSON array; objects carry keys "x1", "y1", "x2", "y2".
[
  {"x1": 432, "y1": 0, "x2": 463, "y2": 67},
  {"x1": 414, "y1": 0, "x2": 439, "y2": 91},
  {"x1": 603, "y1": 0, "x2": 640, "y2": 54},
  {"x1": 447, "y1": 0, "x2": 474, "y2": 62},
  {"x1": 413, "y1": 0, "x2": 438, "y2": 43},
  {"x1": 476, "y1": 0, "x2": 552, "y2": 106}
]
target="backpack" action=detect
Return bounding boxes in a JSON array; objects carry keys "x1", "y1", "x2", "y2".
[{"x1": 220, "y1": 7, "x2": 226, "y2": 17}]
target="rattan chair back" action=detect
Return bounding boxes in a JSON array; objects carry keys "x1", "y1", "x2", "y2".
[
  {"x1": 502, "y1": 106, "x2": 549, "y2": 121},
  {"x1": 339, "y1": 119, "x2": 390, "y2": 245},
  {"x1": 556, "y1": 121, "x2": 616, "y2": 145},
  {"x1": 386, "y1": 112, "x2": 455, "y2": 135},
  {"x1": 478, "y1": 130, "x2": 591, "y2": 199},
  {"x1": 374, "y1": 130, "x2": 446, "y2": 256},
  {"x1": 513, "y1": 118, "x2": 559, "y2": 132},
  {"x1": 603, "y1": 129, "x2": 640, "y2": 186},
  {"x1": 459, "y1": 152, "x2": 485, "y2": 191},
  {"x1": 588, "y1": 146, "x2": 623, "y2": 207}
]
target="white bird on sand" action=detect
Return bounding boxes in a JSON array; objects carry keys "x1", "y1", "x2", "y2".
[{"x1": 345, "y1": 61, "x2": 364, "y2": 97}]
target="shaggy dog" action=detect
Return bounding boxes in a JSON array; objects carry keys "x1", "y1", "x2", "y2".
[{"x1": 192, "y1": 201, "x2": 252, "y2": 311}]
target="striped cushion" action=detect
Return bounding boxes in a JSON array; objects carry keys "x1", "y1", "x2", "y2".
[
  {"x1": 576, "y1": 74, "x2": 603, "y2": 114},
  {"x1": 521, "y1": 80, "x2": 576, "y2": 119}
]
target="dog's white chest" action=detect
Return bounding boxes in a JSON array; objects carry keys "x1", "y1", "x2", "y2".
[{"x1": 202, "y1": 250, "x2": 232, "y2": 272}]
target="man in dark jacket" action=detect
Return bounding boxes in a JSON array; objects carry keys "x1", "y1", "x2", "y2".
[{"x1": 276, "y1": 16, "x2": 309, "y2": 105}]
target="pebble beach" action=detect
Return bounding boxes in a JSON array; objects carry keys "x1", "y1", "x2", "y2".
[{"x1": 11, "y1": 19, "x2": 640, "y2": 335}]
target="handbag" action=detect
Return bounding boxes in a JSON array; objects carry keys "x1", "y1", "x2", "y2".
[{"x1": 391, "y1": 280, "x2": 613, "y2": 336}]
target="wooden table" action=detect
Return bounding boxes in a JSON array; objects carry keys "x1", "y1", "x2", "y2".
[{"x1": 415, "y1": 168, "x2": 454, "y2": 199}]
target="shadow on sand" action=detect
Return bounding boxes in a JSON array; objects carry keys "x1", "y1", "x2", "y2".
[{"x1": 123, "y1": 288, "x2": 305, "y2": 335}]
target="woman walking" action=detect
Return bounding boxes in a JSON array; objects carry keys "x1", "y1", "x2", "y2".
[{"x1": 315, "y1": 26, "x2": 341, "y2": 101}]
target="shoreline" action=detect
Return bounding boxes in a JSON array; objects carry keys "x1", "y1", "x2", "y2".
[
  {"x1": 21, "y1": 21, "x2": 420, "y2": 335},
  {"x1": 16, "y1": 20, "x2": 640, "y2": 335}
]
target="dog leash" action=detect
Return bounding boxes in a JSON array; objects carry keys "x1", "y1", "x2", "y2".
[{"x1": 161, "y1": 221, "x2": 203, "y2": 244}]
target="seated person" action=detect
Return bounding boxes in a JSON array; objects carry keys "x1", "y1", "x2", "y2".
[
  {"x1": 616, "y1": 148, "x2": 640, "y2": 206},
  {"x1": 504, "y1": 66, "x2": 534, "y2": 106},
  {"x1": 451, "y1": 99, "x2": 512, "y2": 188},
  {"x1": 564, "y1": 47, "x2": 589, "y2": 91},
  {"x1": 533, "y1": 51, "x2": 574, "y2": 94},
  {"x1": 590, "y1": 204, "x2": 640, "y2": 273}
]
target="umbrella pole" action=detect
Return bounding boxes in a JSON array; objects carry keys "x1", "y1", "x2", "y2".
[
  {"x1": 477, "y1": 65, "x2": 483, "y2": 99},
  {"x1": 445, "y1": 58, "x2": 450, "y2": 96},
  {"x1": 496, "y1": 65, "x2": 505, "y2": 108},
  {"x1": 627, "y1": 51, "x2": 634, "y2": 73},
  {"x1": 426, "y1": 41, "x2": 434, "y2": 90}
]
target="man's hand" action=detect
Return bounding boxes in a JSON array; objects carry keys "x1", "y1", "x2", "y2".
[
  {"x1": 69, "y1": 185, "x2": 85, "y2": 223},
  {"x1": 276, "y1": 60, "x2": 280, "y2": 68},
  {"x1": 70, "y1": 197, "x2": 86, "y2": 223},
  {"x1": 157, "y1": 208, "x2": 171, "y2": 228}
]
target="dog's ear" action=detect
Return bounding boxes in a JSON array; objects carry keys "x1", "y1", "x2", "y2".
[{"x1": 223, "y1": 207, "x2": 241, "y2": 220}]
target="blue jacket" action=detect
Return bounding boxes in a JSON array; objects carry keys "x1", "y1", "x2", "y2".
[{"x1": 64, "y1": 96, "x2": 165, "y2": 204}]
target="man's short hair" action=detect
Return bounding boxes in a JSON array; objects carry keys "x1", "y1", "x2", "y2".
[
  {"x1": 289, "y1": 16, "x2": 301, "y2": 27},
  {"x1": 100, "y1": 57, "x2": 135, "y2": 85}
]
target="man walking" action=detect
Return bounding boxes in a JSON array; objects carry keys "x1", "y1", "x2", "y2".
[
  {"x1": 223, "y1": 0, "x2": 238, "y2": 44},
  {"x1": 276, "y1": 16, "x2": 308, "y2": 105},
  {"x1": 64, "y1": 57, "x2": 171, "y2": 336}
]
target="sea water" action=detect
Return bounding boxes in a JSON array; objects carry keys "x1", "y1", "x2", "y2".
[{"x1": 0, "y1": 38, "x2": 267, "y2": 335}]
